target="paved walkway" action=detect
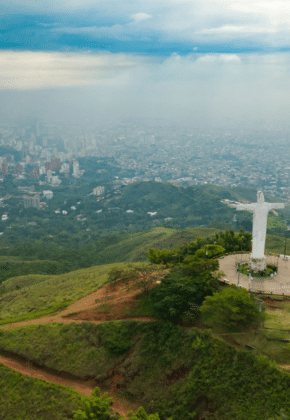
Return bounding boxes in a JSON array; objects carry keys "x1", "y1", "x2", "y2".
[{"x1": 218, "y1": 253, "x2": 290, "y2": 295}]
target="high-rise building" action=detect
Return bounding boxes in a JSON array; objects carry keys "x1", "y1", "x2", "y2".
[
  {"x1": 23, "y1": 194, "x2": 40, "y2": 210},
  {"x1": 31, "y1": 195, "x2": 40, "y2": 209},
  {"x1": 29, "y1": 166, "x2": 40, "y2": 179},
  {"x1": 46, "y1": 170, "x2": 52, "y2": 183},
  {"x1": 73, "y1": 160, "x2": 80, "y2": 177},
  {"x1": 50, "y1": 158, "x2": 61, "y2": 171}
]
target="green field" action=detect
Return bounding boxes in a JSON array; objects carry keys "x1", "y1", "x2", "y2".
[{"x1": 0, "y1": 262, "x2": 129, "y2": 325}]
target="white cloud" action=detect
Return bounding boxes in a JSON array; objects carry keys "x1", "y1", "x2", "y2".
[
  {"x1": 1, "y1": 50, "x2": 290, "y2": 130},
  {"x1": 6, "y1": 0, "x2": 287, "y2": 48},
  {"x1": 131, "y1": 13, "x2": 152, "y2": 22},
  {"x1": 196, "y1": 54, "x2": 241, "y2": 63},
  {"x1": 0, "y1": 51, "x2": 140, "y2": 90}
]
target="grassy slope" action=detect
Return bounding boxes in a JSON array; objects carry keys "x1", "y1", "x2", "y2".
[
  {"x1": 98, "y1": 226, "x2": 221, "y2": 264},
  {"x1": 0, "y1": 363, "x2": 85, "y2": 420},
  {"x1": 1, "y1": 320, "x2": 290, "y2": 419},
  {"x1": 0, "y1": 262, "x2": 129, "y2": 325},
  {"x1": 0, "y1": 226, "x2": 288, "y2": 325}
]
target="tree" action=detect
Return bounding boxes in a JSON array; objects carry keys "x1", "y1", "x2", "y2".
[
  {"x1": 147, "y1": 248, "x2": 178, "y2": 265},
  {"x1": 73, "y1": 387, "x2": 172, "y2": 420},
  {"x1": 126, "y1": 263, "x2": 167, "y2": 298},
  {"x1": 193, "y1": 244, "x2": 225, "y2": 260},
  {"x1": 125, "y1": 406, "x2": 173, "y2": 420},
  {"x1": 72, "y1": 387, "x2": 115, "y2": 420},
  {"x1": 200, "y1": 285, "x2": 266, "y2": 332},
  {"x1": 149, "y1": 261, "x2": 220, "y2": 323}
]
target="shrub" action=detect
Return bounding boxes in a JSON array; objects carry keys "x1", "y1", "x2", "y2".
[
  {"x1": 72, "y1": 387, "x2": 115, "y2": 420},
  {"x1": 73, "y1": 387, "x2": 171, "y2": 420},
  {"x1": 200, "y1": 285, "x2": 266, "y2": 332}
]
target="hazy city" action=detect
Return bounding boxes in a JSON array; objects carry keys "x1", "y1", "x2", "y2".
[{"x1": 3, "y1": 1, "x2": 290, "y2": 420}]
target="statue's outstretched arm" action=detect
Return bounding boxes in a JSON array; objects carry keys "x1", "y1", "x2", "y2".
[
  {"x1": 268, "y1": 203, "x2": 285, "y2": 211},
  {"x1": 235, "y1": 203, "x2": 256, "y2": 211}
]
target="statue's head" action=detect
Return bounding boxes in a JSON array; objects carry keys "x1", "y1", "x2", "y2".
[{"x1": 257, "y1": 190, "x2": 264, "y2": 203}]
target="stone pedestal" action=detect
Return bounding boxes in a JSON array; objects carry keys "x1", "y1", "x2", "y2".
[{"x1": 250, "y1": 255, "x2": 266, "y2": 272}]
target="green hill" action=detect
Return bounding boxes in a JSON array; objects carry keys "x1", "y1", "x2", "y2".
[
  {"x1": 0, "y1": 226, "x2": 288, "y2": 295},
  {"x1": 0, "y1": 262, "x2": 128, "y2": 325},
  {"x1": 1, "y1": 224, "x2": 290, "y2": 419},
  {"x1": 1, "y1": 320, "x2": 290, "y2": 420}
]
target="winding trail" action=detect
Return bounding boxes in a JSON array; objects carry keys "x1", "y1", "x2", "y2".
[
  {"x1": 2, "y1": 260, "x2": 290, "y2": 418},
  {"x1": 0, "y1": 279, "x2": 159, "y2": 418}
]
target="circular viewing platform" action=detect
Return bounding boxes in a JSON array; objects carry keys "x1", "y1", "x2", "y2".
[{"x1": 218, "y1": 253, "x2": 290, "y2": 296}]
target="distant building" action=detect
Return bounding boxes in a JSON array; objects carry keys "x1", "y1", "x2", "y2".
[
  {"x1": 1, "y1": 163, "x2": 8, "y2": 175},
  {"x1": 73, "y1": 160, "x2": 80, "y2": 177},
  {"x1": 46, "y1": 170, "x2": 52, "y2": 183},
  {"x1": 50, "y1": 157, "x2": 61, "y2": 171},
  {"x1": 93, "y1": 186, "x2": 105, "y2": 196},
  {"x1": 51, "y1": 175, "x2": 61, "y2": 185},
  {"x1": 60, "y1": 162, "x2": 70, "y2": 173},
  {"x1": 39, "y1": 166, "x2": 46, "y2": 175},
  {"x1": 44, "y1": 158, "x2": 61, "y2": 172},
  {"x1": 16, "y1": 163, "x2": 24, "y2": 173},
  {"x1": 29, "y1": 166, "x2": 39, "y2": 179},
  {"x1": 23, "y1": 194, "x2": 40, "y2": 210},
  {"x1": 43, "y1": 190, "x2": 53, "y2": 199},
  {"x1": 108, "y1": 207, "x2": 120, "y2": 213}
]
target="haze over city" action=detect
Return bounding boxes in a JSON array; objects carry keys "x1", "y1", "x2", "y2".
[{"x1": 2, "y1": 0, "x2": 290, "y2": 130}]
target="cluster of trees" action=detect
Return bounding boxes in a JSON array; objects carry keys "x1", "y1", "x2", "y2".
[
  {"x1": 147, "y1": 228, "x2": 263, "y2": 331},
  {"x1": 73, "y1": 386, "x2": 172, "y2": 420},
  {"x1": 147, "y1": 228, "x2": 252, "y2": 266},
  {"x1": 108, "y1": 229, "x2": 263, "y2": 332}
]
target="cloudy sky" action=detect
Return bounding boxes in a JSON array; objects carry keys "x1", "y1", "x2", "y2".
[{"x1": 1, "y1": 0, "x2": 290, "y2": 128}]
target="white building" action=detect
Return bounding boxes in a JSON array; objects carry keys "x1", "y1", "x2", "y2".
[
  {"x1": 73, "y1": 161, "x2": 80, "y2": 177},
  {"x1": 39, "y1": 166, "x2": 46, "y2": 175},
  {"x1": 51, "y1": 176, "x2": 61, "y2": 185},
  {"x1": 43, "y1": 190, "x2": 53, "y2": 199},
  {"x1": 46, "y1": 170, "x2": 52, "y2": 183},
  {"x1": 93, "y1": 186, "x2": 105, "y2": 196},
  {"x1": 60, "y1": 162, "x2": 70, "y2": 173}
]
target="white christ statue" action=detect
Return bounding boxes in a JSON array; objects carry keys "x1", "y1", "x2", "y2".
[{"x1": 231, "y1": 191, "x2": 284, "y2": 271}]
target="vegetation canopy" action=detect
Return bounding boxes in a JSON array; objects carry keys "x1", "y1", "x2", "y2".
[{"x1": 200, "y1": 285, "x2": 267, "y2": 332}]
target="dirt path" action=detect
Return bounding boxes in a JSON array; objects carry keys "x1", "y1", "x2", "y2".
[
  {"x1": 0, "y1": 351, "x2": 141, "y2": 418},
  {"x1": 0, "y1": 278, "x2": 162, "y2": 418}
]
